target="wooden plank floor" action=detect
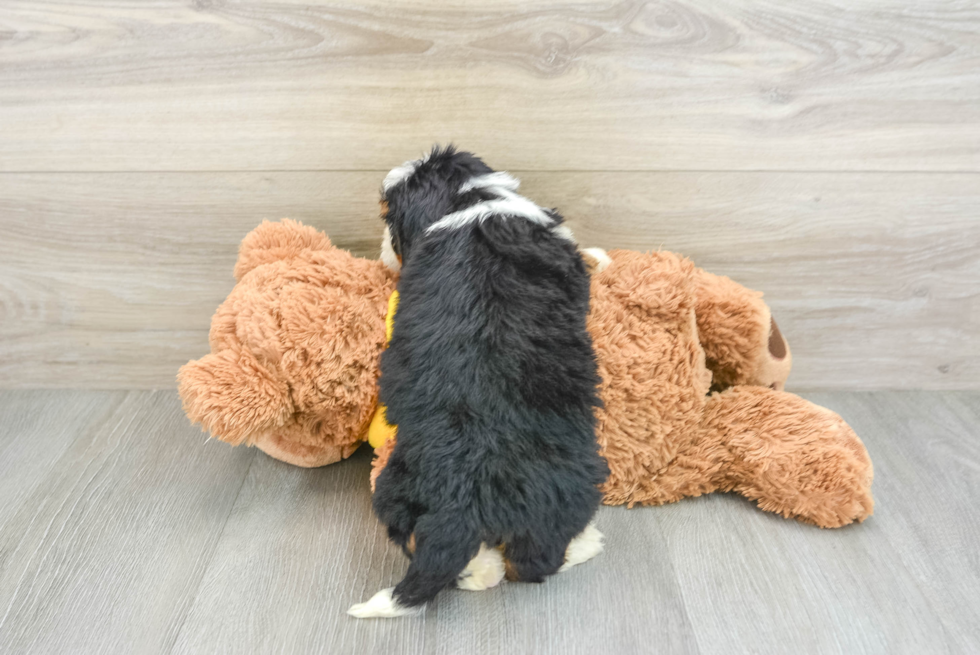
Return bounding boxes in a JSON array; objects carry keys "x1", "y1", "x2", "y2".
[{"x1": 0, "y1": 390, "x2": 977, "y2": 655}]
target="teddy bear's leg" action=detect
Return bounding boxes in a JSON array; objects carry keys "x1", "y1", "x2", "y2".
[
  {"x1": 178, "y1": 348, "x2": 293, "y2": 446},
  {"x1": 604, "y1": 431, "x2": 733, "y2": 508},
  {"x1": 702, "y1": 386, "x2": 874, "y2": 528},
  {"x1": 693, "y1": 268, "x2": 792, "y2": 391}
]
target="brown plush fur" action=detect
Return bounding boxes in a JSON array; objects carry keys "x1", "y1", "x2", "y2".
[
  {"x1": 694, "y1": 269, "x2": 793, "y2": 391},
  {"x1": 180, "y1": 221, "x2": 873, "y2": 528},
  {"x1": 179, "y1": 220, "x2": 395, "y2": 467}
]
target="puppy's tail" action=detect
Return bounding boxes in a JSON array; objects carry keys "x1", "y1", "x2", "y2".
[{"x1": 393, "y1": 511, "x2": 481, "y2": 609}]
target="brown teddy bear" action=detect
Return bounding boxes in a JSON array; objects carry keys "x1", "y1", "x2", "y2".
[{"x1": 179, "y1": 219, "x2": 873, "y2": 528}]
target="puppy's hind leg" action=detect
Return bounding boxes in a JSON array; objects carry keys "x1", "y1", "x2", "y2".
[
  {"x1": 503, "y1": 533, "x2": 567, "y2": 583},
  {"x1": 559, "y1": 522, "x2": 604, "y2": 572},
  {"x1": 456, "y1": 543, "x2": 505, "y2": 591},
  {"x1": 349, "y1": 512, "x2": 480, "y2": 618}
]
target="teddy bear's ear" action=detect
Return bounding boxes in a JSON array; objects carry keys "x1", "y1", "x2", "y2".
[
  {"x1": 177, "y1": 348, "x2": 293, "y2": 446},
  {"x1": 234, "y1": 219, "x2": 333, "y2": 281}
]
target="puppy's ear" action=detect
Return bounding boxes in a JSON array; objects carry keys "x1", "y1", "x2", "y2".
[{"x1": 581, "y1": 247, "x2": 612, "y2": 275}]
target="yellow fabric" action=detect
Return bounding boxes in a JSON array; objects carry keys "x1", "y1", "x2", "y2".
[
  {"x1": 368, "y1": 290, "x2": 399, "y2": 449},
  {"x1": 385, "y1": 290, "x2": 399, "y2": 342}
]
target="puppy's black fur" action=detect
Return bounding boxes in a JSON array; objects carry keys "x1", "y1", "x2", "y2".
[{"x1": 374, "y1": 146, "x2": 608, "y2": 609}]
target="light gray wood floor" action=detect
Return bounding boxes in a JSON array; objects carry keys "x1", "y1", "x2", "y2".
[{"x1": 0, "y1": 390, "x2": 977, "y2": 655}]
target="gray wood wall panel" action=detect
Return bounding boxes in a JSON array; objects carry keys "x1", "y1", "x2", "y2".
[
  {"x1": 1, "y1": 172, "x2": 976, "y2": 390},
  {"x1": 1, "y1": 1, "x2": 978, "y2": 172},
  {"x1": 1, "y1": 1, "x2": 978, "y2": 390}
]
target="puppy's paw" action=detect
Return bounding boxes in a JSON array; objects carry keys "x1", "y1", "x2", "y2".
[
  {"x1": 582, "y1": 247, "x2": 612, "y2": 274},
  {"x1": 559, "y1": 523, "x2": 604, "y2": 572},
  {"x1": 347, "y1": 587, "x2": 418, "y2": 618},
  {"x1": 457, "y1": 543, "x2": 505, "y2": 591}
]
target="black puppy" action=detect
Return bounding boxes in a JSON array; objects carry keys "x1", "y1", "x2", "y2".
[{"x1": 348, "y1": 147, "x2": 608, "y2": 618}]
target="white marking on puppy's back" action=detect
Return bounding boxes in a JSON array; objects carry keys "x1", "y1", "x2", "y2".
[
  {"x1": 428, "y1": 172, "x2": 553, "y2": 233},
  {"x1": 460, "y1": 172, "x2": 521, "y2": 194},
  {"x1": 551, "y1": 225, "x2": 577, "y2": 244},
  {"x1": 428, "y1": 197, "x2": 553, "y2": 233}
]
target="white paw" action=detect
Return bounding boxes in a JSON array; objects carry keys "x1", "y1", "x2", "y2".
[
  {"x1": 559, "y1": 523, "x2": 604, "y2": 572},
  {"x1": 457, "y1": 543, "x2": 505, "y2": 591},
  {"x1": 347, "y1": 587, "x2": 418, "y2": 618},
  {"x1": 582, "y1": 247, "x2": 612, "y2": 273}
]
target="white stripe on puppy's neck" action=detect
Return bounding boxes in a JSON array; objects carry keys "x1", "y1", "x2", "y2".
[
  {"x1": 427, "y1": 172, "x2": 554, "y2": 234},
  {"x1": 459, "y1": 172, "x2": 521, "y2": 194}
]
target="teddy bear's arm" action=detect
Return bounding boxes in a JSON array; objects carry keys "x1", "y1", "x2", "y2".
[
  {"x1": 177, "y1": 347, "x2": 293, "y2": 446},
  {"x1": 693, "y1": 268, "x2": 792, "y2": 391}
]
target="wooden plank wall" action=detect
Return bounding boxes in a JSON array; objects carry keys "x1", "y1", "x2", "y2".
[{"x1": 0, "y1": 0, "x2": 977, "y2": 390}]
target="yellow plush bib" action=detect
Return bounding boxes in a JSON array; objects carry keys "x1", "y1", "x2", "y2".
[{"x1": 367, "y1": 291, "x2": 399, "y2": 449}]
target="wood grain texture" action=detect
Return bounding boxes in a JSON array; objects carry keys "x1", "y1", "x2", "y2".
[
  {"x1": 171, "y1": 450, "x2": 698, "y2": 655},
  {"x1": 1, "y1": 390, "x2": 978, "y2": 654},
  {"x1": 655, "y1": 390, "x2": 980, "y2": 655},
  {"x1": 0, "y1": 391, "x2": 124, "y2": 530},
  {"x1": 0, "y1": 391, "x2": 255, "y2": 655},
  {"x1": 0, "y1": 1, "x2": 978, "y2": 172},
  {"x1": 1, "y1": 171, "x2": 976, "y2": 389},
  {"x1": 0, "y1": 171, "x2": 385, "y2": 388},
  {"x1": 806, "y1": 391, "x2": 980, "y2": 653},
  {"x1": 656, "y1": 490, "x2": 950, "y2": 654}
]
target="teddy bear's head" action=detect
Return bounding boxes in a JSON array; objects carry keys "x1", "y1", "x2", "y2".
[{"x1": 178, "y1": 220, "x2": 395, "y2": 467}]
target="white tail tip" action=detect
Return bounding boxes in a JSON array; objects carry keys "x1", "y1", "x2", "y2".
[{"x1": 347, "y1": 587, "x2": 419, "y2": 619}]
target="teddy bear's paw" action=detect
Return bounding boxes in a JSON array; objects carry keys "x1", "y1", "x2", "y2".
[
  {"x1": 559, "y1": 522, "x2": 604, "y2": 572},
  {"x1": 456, "y1": 543, "x2": 505, "y2": 591},
  {"x1": 347, "y1": 588, "x2": 419, "y2": 619}
]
